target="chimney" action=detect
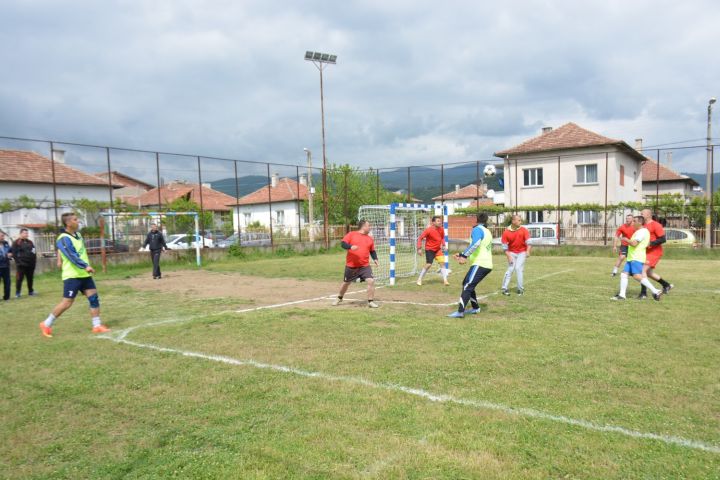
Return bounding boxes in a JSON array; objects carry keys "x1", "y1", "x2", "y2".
[
  {"x1": 455, "y1": 184, "x2": 460, "y2": 193},
  {"x1": 666, "y1": 151, "x2": 672, "y2": 170},
  {"x1": 271, "y1": 173, "x2": 278, "y2": 188},
  {"x1": 51, "y1": 149, "x2": 65, "y2": 164},
  {"x1": 201, "y1": 183, "x2": 211, "y2": 189},
  {"x1": 542, "y1": 126, "x2": 553, "y2": 134},
  {"x1": 635, "y1": 138, "x2": 643, "y2": 152},
  {"x1": 299, "y1": 174, "x2": 307, "y2": 186}
]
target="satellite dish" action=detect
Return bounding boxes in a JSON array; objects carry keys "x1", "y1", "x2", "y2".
[{"x1": 486, "y1": 189, "x2": 495, "y2": 199}]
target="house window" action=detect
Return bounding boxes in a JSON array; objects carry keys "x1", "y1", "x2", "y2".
[
  {"x1": 577, "y1": 210, "x2": 599, "y2": 224},
  {"x1": 243, "y1": 212, "x2": 251, "y2": 225},
  {"x1": 276, "y1": 210, "x2": 285, "y2": 225},
  {"x1": 576, "y1": 164, "x2": 598, "y2": 184},
  {"x1": 526, "y1": 210, "x2": 544, "y2": 223},
  {"x1": 619, "y1": 165, "x2": 625, "y2": 186},
  {"x1": 523, "y1": 168, "x2": 543, "y2": 187}
]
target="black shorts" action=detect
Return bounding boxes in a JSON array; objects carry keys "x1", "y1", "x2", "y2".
[
  {"x1": 424, "y1": 249, "x2": 440, "y2": 264},
  {"x1": 63, "y1": 277, "x2": 97, "y2": 299},
  {"x1": 619, "y1": 245, "x2": 629, "y2": 256},
  {"x1": 344, "y1": 266, "x2": 374, "y2": 283}
]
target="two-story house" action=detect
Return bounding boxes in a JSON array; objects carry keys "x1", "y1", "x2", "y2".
[{"x1": 494, "y1": 123, "x2": 645, "y2": 226}]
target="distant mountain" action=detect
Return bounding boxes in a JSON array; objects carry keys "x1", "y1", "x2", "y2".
[
  {"x1": 682, "y1": 172, "x2": 720, "y2": 193},
  {"x1": 210, "y1": 163, "x2": 504, "y2": 203}
]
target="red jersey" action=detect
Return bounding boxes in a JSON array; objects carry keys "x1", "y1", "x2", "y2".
[
  {"x1": 615, "y1": 224, "x2": 636, "y2": 246},
  {"x1": 645, "y1": 220, "x2": 665, "y2": 256},
  {"x1": 501, "y1": 226, "x2": 530, "y2": 253},
  {"x1": 342, "y1": 231, "x2": 375, "y2": 268},
  {"x1": 417, "y1": 226, "x2": 445, "y2": 252}
]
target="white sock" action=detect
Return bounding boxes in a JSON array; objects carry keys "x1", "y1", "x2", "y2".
[
  {"x1": 92, "y1": 316, "x2": 102, "y2": 327},
  {"x1": 612, "y1": 267, "x2": 618, "y2": 274},
  {"x1": 441, "y1": 268, "x2": 448, "y2": 281},
  {"x1": 44, "y1": 314, "x2": 56, "y2": 328},
  {"x1": 619, "y1": 274, "x2": 629, "y2": 297},
  {"x1": 418, "y1": 268, "x2": 428, "y2": 281},
  {"x1": 640, "y1": 278, "x2": 660, "y2": 295}
]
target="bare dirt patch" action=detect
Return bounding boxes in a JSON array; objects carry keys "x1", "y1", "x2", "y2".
[{"x1": 107, "y1": 269, "x2": 463, "y2": 310}]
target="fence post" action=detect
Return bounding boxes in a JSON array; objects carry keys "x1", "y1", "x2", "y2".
[
  {"x1": 407, "y1": 167, "x2": 411, "y2": 203},
  {"x1": 267, "y1": 163, "x2": 274, "y2": 249},
  {"x1": 296, "y1": 165, "x2": 302, "y2": 243},
  {"x1": 476, "y1": 161, "x2": 480, "y2": 207},
  {"x1": 233, "y1": 161, "x2": 241, "y2": 246},
  {"x1": 48, "y1": 141, "x2": 60, "y2": 231},
  {"x1": 655, "y1": 149, "x2": 660, "y2": 213},
  {"x1": 376, "y1": 168, "x2": 380, "y2": 205},
  {"x1": 440, "y1": 164, "x2": 445, "y2": 205},
  {"x1": 155, "y1": 152, "x2": 162, "y2": 210},
  {"x1": 557, "y1": 156, "x2": 561, "y2": 245},
  {"x1": 197, "y1": 156, "x2": 206, "y2": 248},
  {"x1": 105, "y1": 147, "x2": 115, "y2": 242},
  {"x1": 604, "y1": 152, "x2": 608, "y2": 246}
]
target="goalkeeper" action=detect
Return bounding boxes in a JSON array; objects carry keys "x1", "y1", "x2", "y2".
[
  {"x1": 416, "y1": 215, "x2": 449, "y2": 286},
  {"x1": 448, "y1": 213, "x2": 493, "y2": 318}
]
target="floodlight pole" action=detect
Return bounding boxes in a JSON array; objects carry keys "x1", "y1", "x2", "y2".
[
  {"x1": 305, "y1": 51, "x2": 337, "y2": 249},
  {"x1": 706, "y1": 97, "x2": 716, "y2": 248},
  {"x1": 304, "y1": 148, "x2": 315, "y2": 241}
]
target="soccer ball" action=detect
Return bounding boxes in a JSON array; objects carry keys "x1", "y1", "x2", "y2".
[{"x1": 483, "y1": 164, "x2": 497, "y2": 177}]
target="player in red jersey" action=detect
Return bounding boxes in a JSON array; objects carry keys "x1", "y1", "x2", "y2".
[
  {"x1": 638, "y1": 209, "x2": 673, "y2": 299},
  {"x1": 332, "y1": 219, "x2": 380, "y2": 308},
  {"x1": 612, "y1": 214, "x2": 636, "y2": 277},
  {"x1": 416, "y1": 216, "x2": 448, "y2": 286}
]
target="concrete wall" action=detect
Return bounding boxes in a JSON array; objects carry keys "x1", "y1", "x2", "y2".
[{"x1": 231, "y1": 201, "x2": 306, "y2": 232}]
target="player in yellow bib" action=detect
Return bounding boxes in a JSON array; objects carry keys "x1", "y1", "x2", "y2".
[
  {"x1": 448, "y1": 212, "x2": 493, "y2": 318},
  {"x1": 39, "y1": 213, "x2": 110, "y2": 337},
  {"x1": 611, "y1": 215, "x2": 662, "y2": 302}
]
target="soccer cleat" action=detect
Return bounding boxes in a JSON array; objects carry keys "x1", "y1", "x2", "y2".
[
  {"x1": 29, "y1": 291, "x2": 37, "y2": 296},
  {"x1": 416, "y1": 280, "x2": 422, "y2": 286},
  {"x1": 502, "y1": 289, "x2": 510, "y2": 296},
  {"x1": 447, "y1": 311, "x2": 465, "y2": 318},
  {"x1": 636, "y1": 293, "x2": 647, "y2": 300},
  {"x1": 466, "y1": 307, "x2": 481, "y2": 314},
  {"x1": 332, "y1": 297, "x2": 343, "y2": 306},
  {"x1": 517, "y1": 289, "x2": 524, "y2": 295},
  {"x1": 39, "y1": 322, "x2": 53, "y2": 338},
  {"x1": 443, "y1": 281, "x2": 450, "y2": 286},
  {"x1": 652, "y1": 292, "x2": 662, "y2": 302},
  {"x1": 15, "y1": 293, "x2": 21, "y2": 299},
  {"x1": 92, "y1": 325, "x2": 111, "y2": 334},
  {"x1": 368, "y1": 301, "x2": 380, "y2": 308},
  {"x1": 662, "y1": 284, "x2": 674, "y2": 294},
  {"x1": 610, "y1": 295, "x2": 626, "y2": 301},
  {"x1": 611, "y1": 271, "x2": 617, "y2": 277}
]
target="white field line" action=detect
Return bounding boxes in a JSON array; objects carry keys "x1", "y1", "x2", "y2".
[
  {"x1": 101, "y1": 334, "x2": 720, "y2": 454},
  {"x1": 98, "y1": 267, "x2": 720, "y2": 454}
]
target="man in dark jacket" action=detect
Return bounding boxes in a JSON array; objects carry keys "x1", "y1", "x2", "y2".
[
  {"x1": 143, "y1": 224, "x2": 168, "y2": 279},
  {"x1": 0, "y1": 231, "x2": 12, "y2": 301},
  {"x1": 12, "y1": 228, "x2": 37, "y2": 297}
]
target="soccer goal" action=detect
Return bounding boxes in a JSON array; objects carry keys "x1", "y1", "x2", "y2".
[
  {"x1": 99, "y1": 211, "x2": 202, "y2": 270},
  {"x1": 358, "y1": 203, "x2": 449, "y2": 285}
]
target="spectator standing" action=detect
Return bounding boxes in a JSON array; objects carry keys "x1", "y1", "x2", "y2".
[
  {"x1": 12, "y1": 228, "x2": 37, "y2": 298},
  {"x1": 0, "y1": 232, "x2": 13, "y2": 301},
  {"x1": 143, "y1": 223, "x2": 168, "y2": 279}
]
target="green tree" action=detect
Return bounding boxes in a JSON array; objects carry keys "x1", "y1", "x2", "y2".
[
  {"x1": 308, "y1": 164, "x2": 404, "y2": 226},
  {"x1": 164, "y1": 197, "x2": 214, "y2": 235}
]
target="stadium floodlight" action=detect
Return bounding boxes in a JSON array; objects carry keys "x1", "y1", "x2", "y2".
[
  {"x1": 304, "y1": 50, "x2": 338, "y2": 248},
  {"x1": 706, "y1": 97, "x2": 717, "y2": 248}
]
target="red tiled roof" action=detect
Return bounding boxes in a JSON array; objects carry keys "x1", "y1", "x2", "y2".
[
  {"x1": 95, "y1": 171, "x2": 154, "y2": 190},
  {"x1": 432, "y1": 184, "x2": 486, "y2": 200},
  {"x1": 0, "y1": 149, "x2": 119, "y2": 187},
  {"x1": 129, "y1": 182, "x2": 237, "y2": 211},
  {"x1": 467, "y1": 198, "x2": 495, "y2": 207},
  {"x1": 231, "y1": 177, "x2": 309, "y2": 206},
  {"x1": 641, "y1": 159, "x2": 699, "y2": 185},
  {"x1": 19, "y1": 224, "x2": 48, "y2": 229},
  {"x1": 495, "y1": 123, "x2": 623, "y2": 156}
]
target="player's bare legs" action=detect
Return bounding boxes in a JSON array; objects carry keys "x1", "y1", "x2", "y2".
[
  {"x1": 51, "y1": 297, "x2": 75, "y2": 318},
  {"x1": 366, "y1": 277, "x2": 375, "y2": 300}
]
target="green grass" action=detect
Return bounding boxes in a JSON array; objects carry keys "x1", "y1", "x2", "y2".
[{"x1": 2, "y1": 252, "x2": 719, "y2": 478}]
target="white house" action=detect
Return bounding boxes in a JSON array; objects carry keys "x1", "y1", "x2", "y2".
[
  {"x1": 641, "y1": 156, "x2": 701, "y2": 201},
  {"x1": 495, "y1": 123, "x2": 645, "y2": 225},
  {"x1": 0, "y1": 149, "x2": 120, "y2": 238},
  {"x1": 228, "y1": 174, "x2": 309, "y2": 235},
  {"x1": 431, "y1": 184, "x2": 491, "y2": 214}
]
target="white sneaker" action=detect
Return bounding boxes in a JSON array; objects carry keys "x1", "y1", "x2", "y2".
[
  {"x1": 416, "y1": 280, "x2": 422, "y2": 286},
  {"x1": 368, "y1": 301, "x2": 380, "y2": 308},
  {"x1": 332, "y1": 297, "x2": 343, "y2": 306}
]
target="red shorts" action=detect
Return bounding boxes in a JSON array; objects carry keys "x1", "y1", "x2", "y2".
[{"x1": 645, "y1": 252, "x2": 662, "y2": 269}]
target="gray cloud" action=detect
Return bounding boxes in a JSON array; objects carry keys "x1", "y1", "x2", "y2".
[{"x1": 0, "y1": 0, "x2": 718, "y2": 175}]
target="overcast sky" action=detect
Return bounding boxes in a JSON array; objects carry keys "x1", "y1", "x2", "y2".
[{"x1": 1, "y1": 0, "x2": 719, "y2": 175}]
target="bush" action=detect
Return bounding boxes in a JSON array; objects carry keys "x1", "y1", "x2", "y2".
[{"x1": 227, "y1": 244, "x2": 247, "y2": 259}]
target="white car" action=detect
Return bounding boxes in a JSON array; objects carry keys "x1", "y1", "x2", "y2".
[{"x1": 139, "y1": 234, "x2": 214, "y2": 251}]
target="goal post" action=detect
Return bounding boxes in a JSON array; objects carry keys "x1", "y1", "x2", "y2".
[
  {"x1": 99, "y1": 211, "x2": 201, "y2": 271},
  {"x1": 358, "y1": 203, "x2": 449, "y2": 286}
]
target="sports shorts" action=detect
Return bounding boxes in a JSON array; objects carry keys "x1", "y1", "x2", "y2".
[
  {"x1": 425, "y1": 249, "x2": 443, "y2": 264},
  {"x1": 344, "y1": 266, "x2": 374, "y2": 283},
  {"x1": 623, "y1": 260, "x2": 644, "y2": 276},
  {"x1": 63, "y1": 277, "x2": 97, "y2": 299},
  {"x1": 619, "y1": 245, "x2": 628, "y2": 256},
  {"x1": 645, "y1": 252, "x2": 662, "y2": 269}
]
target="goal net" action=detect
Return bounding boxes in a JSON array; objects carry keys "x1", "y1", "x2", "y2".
[{"x1": 358, "y1": 203, "x2": 449, "y2": 285}]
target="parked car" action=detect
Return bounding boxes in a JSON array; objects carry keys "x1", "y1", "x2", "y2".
[
  {"x1": 664, "y1": 228, "x2": 697, "y2": 247},
  {"x1": 216, "y1": 232, "x2": 272, "y2": 248},
  {"x1": 139, "y1": 234, "x2": 214, "y2": 251},
  {"x1": 493, "y1": 223, "x2": 563, "y2": 246},
  {"x1": 84, "y1": 239, "x2": 130, "y2": 255}
]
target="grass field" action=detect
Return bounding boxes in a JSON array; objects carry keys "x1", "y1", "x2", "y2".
[{"x1": 1, "y1": 250, "x2": 719, "y2": 479}]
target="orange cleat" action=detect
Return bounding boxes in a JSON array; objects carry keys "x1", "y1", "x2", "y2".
[
  {"x1": 39, "y1": 322, "x2": 53, "y2": 338},
  {"x1": 91, "y1": 324, "x2": 111, "y2": 334}
]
